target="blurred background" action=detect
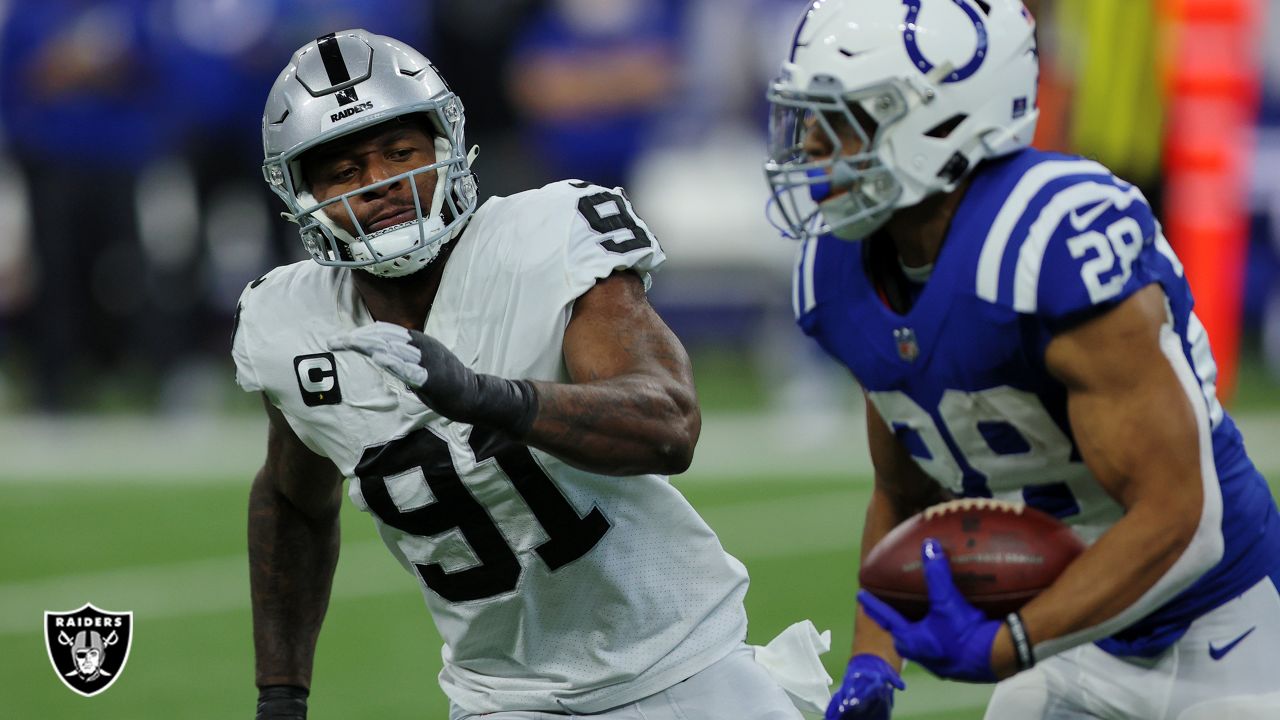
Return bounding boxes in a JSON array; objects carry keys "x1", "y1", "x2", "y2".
[
  {"x1": 2, "y1": 1, "x2": 1280, "y2": 718},
  {"x1": 0, "y1": 0, "x2": 1277, "y2": 415}
]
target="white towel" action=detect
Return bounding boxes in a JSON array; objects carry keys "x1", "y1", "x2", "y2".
[{"x1": 752, "y1": 619, "x2": 834, "y2": 716}]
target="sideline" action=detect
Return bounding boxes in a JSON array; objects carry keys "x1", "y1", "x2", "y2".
[{"x1": 0, "y1": 411, "x2": 874, "y2": 483}]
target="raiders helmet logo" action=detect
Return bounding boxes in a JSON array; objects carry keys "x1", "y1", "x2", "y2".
[{"x1": 44, "y1": 603, "x2": 133, "y2": 697}]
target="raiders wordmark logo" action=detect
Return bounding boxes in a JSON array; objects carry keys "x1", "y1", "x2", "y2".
[{"x1": 44, "y1": 603, "x2": 133, "y2": 697}]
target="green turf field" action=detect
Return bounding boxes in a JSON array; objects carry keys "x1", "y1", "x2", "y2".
[
  {"x1": 3, "y1": 414, "x2": 1278, "y2": 720},
  {"x1": 0, "y1": 471, "x2": 991, "y2": 718}
]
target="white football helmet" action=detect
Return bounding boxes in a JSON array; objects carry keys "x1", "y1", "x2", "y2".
[
  {"x1": 764, "y1": 0, "x2": 1039, "y2": 242},
  {"x1": 262, "y1": 30, "x2": 478, "y2": 277}
]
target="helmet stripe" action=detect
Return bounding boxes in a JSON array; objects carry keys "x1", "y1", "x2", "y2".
[
  {"x1": 789, "y1": 1, "x2": 818, "y2": 62},
  {"x1": 316, "y1": 32, "x2": 359, "y2": 105}
]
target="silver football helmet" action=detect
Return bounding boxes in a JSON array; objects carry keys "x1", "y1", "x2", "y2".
[
  {"x1": 262, "y1": 30, "x2": 478, "y2": 277},
  {"x1": 764, "y1": 0, "x2": 1039, "y2": 242}
]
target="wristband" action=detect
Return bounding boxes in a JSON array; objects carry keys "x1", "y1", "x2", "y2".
[
  {"x1": 1005, "y1": 612, "x2": 1035, "y2": 671},
  {"x1": 256, "y1": 684, "x2": 308, "y2": 720},
  {"x1": 471, "y1": 376, "x2": 540, "y2": 438}
]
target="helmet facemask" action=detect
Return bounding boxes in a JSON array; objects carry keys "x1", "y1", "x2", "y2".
[
  {"x1": 265, "y1": 98, "x2": 478, "y2": 278},
  {"x1": 765, "y1": 80, "x2": 908, "y2": 242}
]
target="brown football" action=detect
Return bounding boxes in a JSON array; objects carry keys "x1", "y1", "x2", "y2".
[{"x1": 858, "y1": 499, "x2": 1086, "y2": 620}]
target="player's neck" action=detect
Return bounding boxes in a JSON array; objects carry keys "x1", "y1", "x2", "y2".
[
  {"x1": 884, "y1": 175, "x2": 973, "y2": 269},
  {"x1": 351, "y1": 241, "x2": 456, "y2": 330}
]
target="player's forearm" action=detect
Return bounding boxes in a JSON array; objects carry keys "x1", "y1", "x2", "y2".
[
  {"x1": 248, "y1": 470, "x2": 341, "y2": 688},
  {"x1": 1026, "y1": 314, "x2": 1221, "y2": 666},
  {"x1": 1013, "y1": 495, "x2": 1207, "y2": 665},
  {"x1": 522, "y1": 374, "x2": 699, "y2": 476}
]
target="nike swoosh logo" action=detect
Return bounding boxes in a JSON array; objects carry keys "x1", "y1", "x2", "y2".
[
  {"x1": 1069, "y1": 199, "x2": 1114, "y2": 232},
  {"x1": 1209, "y1": 626, "x2": 1256, "y2": 660}
]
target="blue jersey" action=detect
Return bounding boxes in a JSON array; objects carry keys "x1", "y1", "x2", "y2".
[{"x1": 795, "y1": 148, "x2": 1280, "y2": 657}]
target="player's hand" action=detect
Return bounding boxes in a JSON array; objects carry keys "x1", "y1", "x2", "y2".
[
  {"x1": 256, "y1": 685, "x2": 307, "y2": 719},
  {"x1": 825, "y1": 653, "x2": 905, "y2": 720},
  {"x1": 330, "y1": 322, "x2": 477, "y2": 417},
  {"x1": 857, "y1": 539, "x2": 1001, "y2": 683},
  {"x1": 330, "y1": 322, "x2": 537, "y2": 435}
]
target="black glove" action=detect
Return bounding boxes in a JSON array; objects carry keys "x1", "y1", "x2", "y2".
[
  {"x1": 331, "y1": 321, "x2": 539, "y2": 436},
  {"x1": 256, "y1": 685, "x2": 308, "y2": 720}
]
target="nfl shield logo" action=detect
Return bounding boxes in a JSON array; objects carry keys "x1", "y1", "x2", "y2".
[
  {"x1": 44, "y1": 603, "x2": 133, "y2": 697},
  {"x1": 894, "y1": 327, "x2": 920, "y2": 362}
]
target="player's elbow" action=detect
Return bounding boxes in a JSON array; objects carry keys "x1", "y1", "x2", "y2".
[
  {"x1": 653, "y1": 386, "x2": 700, "y2": 475},
  {"x1": 252, "y1": 464, "x2": 342, "y2": 527},
  {"x1": 1144, "y1": 477, "x2": 1222, "y2": 585},
  {"x1": 655, "y1": 433, "x2": 696, "y2": 475},
  {"x1": 1173, "y1": 485, "x2": 1224, "y2": 581}
]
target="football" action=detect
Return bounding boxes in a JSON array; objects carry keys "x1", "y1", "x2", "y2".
[{"x1": 858, "y1": 499, "x2": 1086, "y2": 620}]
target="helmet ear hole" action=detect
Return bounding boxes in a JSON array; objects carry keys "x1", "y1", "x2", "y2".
[
  {"x1": 850, "y1": 103, "x2": 881, "y2": 140},
  {"x1": 924, "y1": 114, "x2": 969, "y2": 139},
  {"x1": 937, "y1": 152, "x2": 971, "y2": 183}
]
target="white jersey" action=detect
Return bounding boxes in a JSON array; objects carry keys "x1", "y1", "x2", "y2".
[{"x1": 232, "y1": 180, "x2": 749, "y2": 714}]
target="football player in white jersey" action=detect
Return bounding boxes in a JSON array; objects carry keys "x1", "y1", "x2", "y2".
[
  {"x1": 764, "y1": 1, "x2": 1280, "y2": 719},
  {"x1": 237, "y1": 30, "x2": 810, "y2": 720}
]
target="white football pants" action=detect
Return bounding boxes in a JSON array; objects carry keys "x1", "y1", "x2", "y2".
[
  {"x1": 984, "y1": 575, "x2": 1280, "y2": 719},
  {"x1": 448, "y1": 645, "x2": 802, "y2": 720}
]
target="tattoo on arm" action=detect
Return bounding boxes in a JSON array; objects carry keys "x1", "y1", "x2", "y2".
[
  {"x1": 522, "y1": 272, "x2": 700, "y2": 476},
  {"x1": 249, "y1": 396, "x2": 343, "y2": 689}
]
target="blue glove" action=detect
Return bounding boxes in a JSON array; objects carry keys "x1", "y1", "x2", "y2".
[
  {"x1": 857, "y1": 539, "x2": 1001, "y2": 683},
  {"x1": 825, "y1": 653, "x2": 905, "y2": 720}
]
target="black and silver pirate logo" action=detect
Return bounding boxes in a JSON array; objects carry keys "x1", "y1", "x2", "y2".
[{"x1": 44, "y1": 603, "x2": 133, "y2": 697}]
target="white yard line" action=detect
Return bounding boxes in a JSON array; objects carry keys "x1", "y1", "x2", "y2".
[
  {"x1": 0, "y1": 540, "x2": 394, "y2": 637},
  {"x1": 4, "y1": 409, "x2": 1280, "y2": 483},
  {"x1": 0, "y1": 415, "x2": 269, "y2": 483},
  {"x1": 0, "y1": 411, "x2": 875, "y2": 483}
]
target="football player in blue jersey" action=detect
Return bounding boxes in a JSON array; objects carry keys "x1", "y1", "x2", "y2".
[{"x1": 763, "y1": 1, "x2": 1280, "y2": 718}]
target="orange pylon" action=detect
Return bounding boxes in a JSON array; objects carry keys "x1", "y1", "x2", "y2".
[{"x1": 1161, "y1": 0, "x2": 1262, "y2": 402}]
